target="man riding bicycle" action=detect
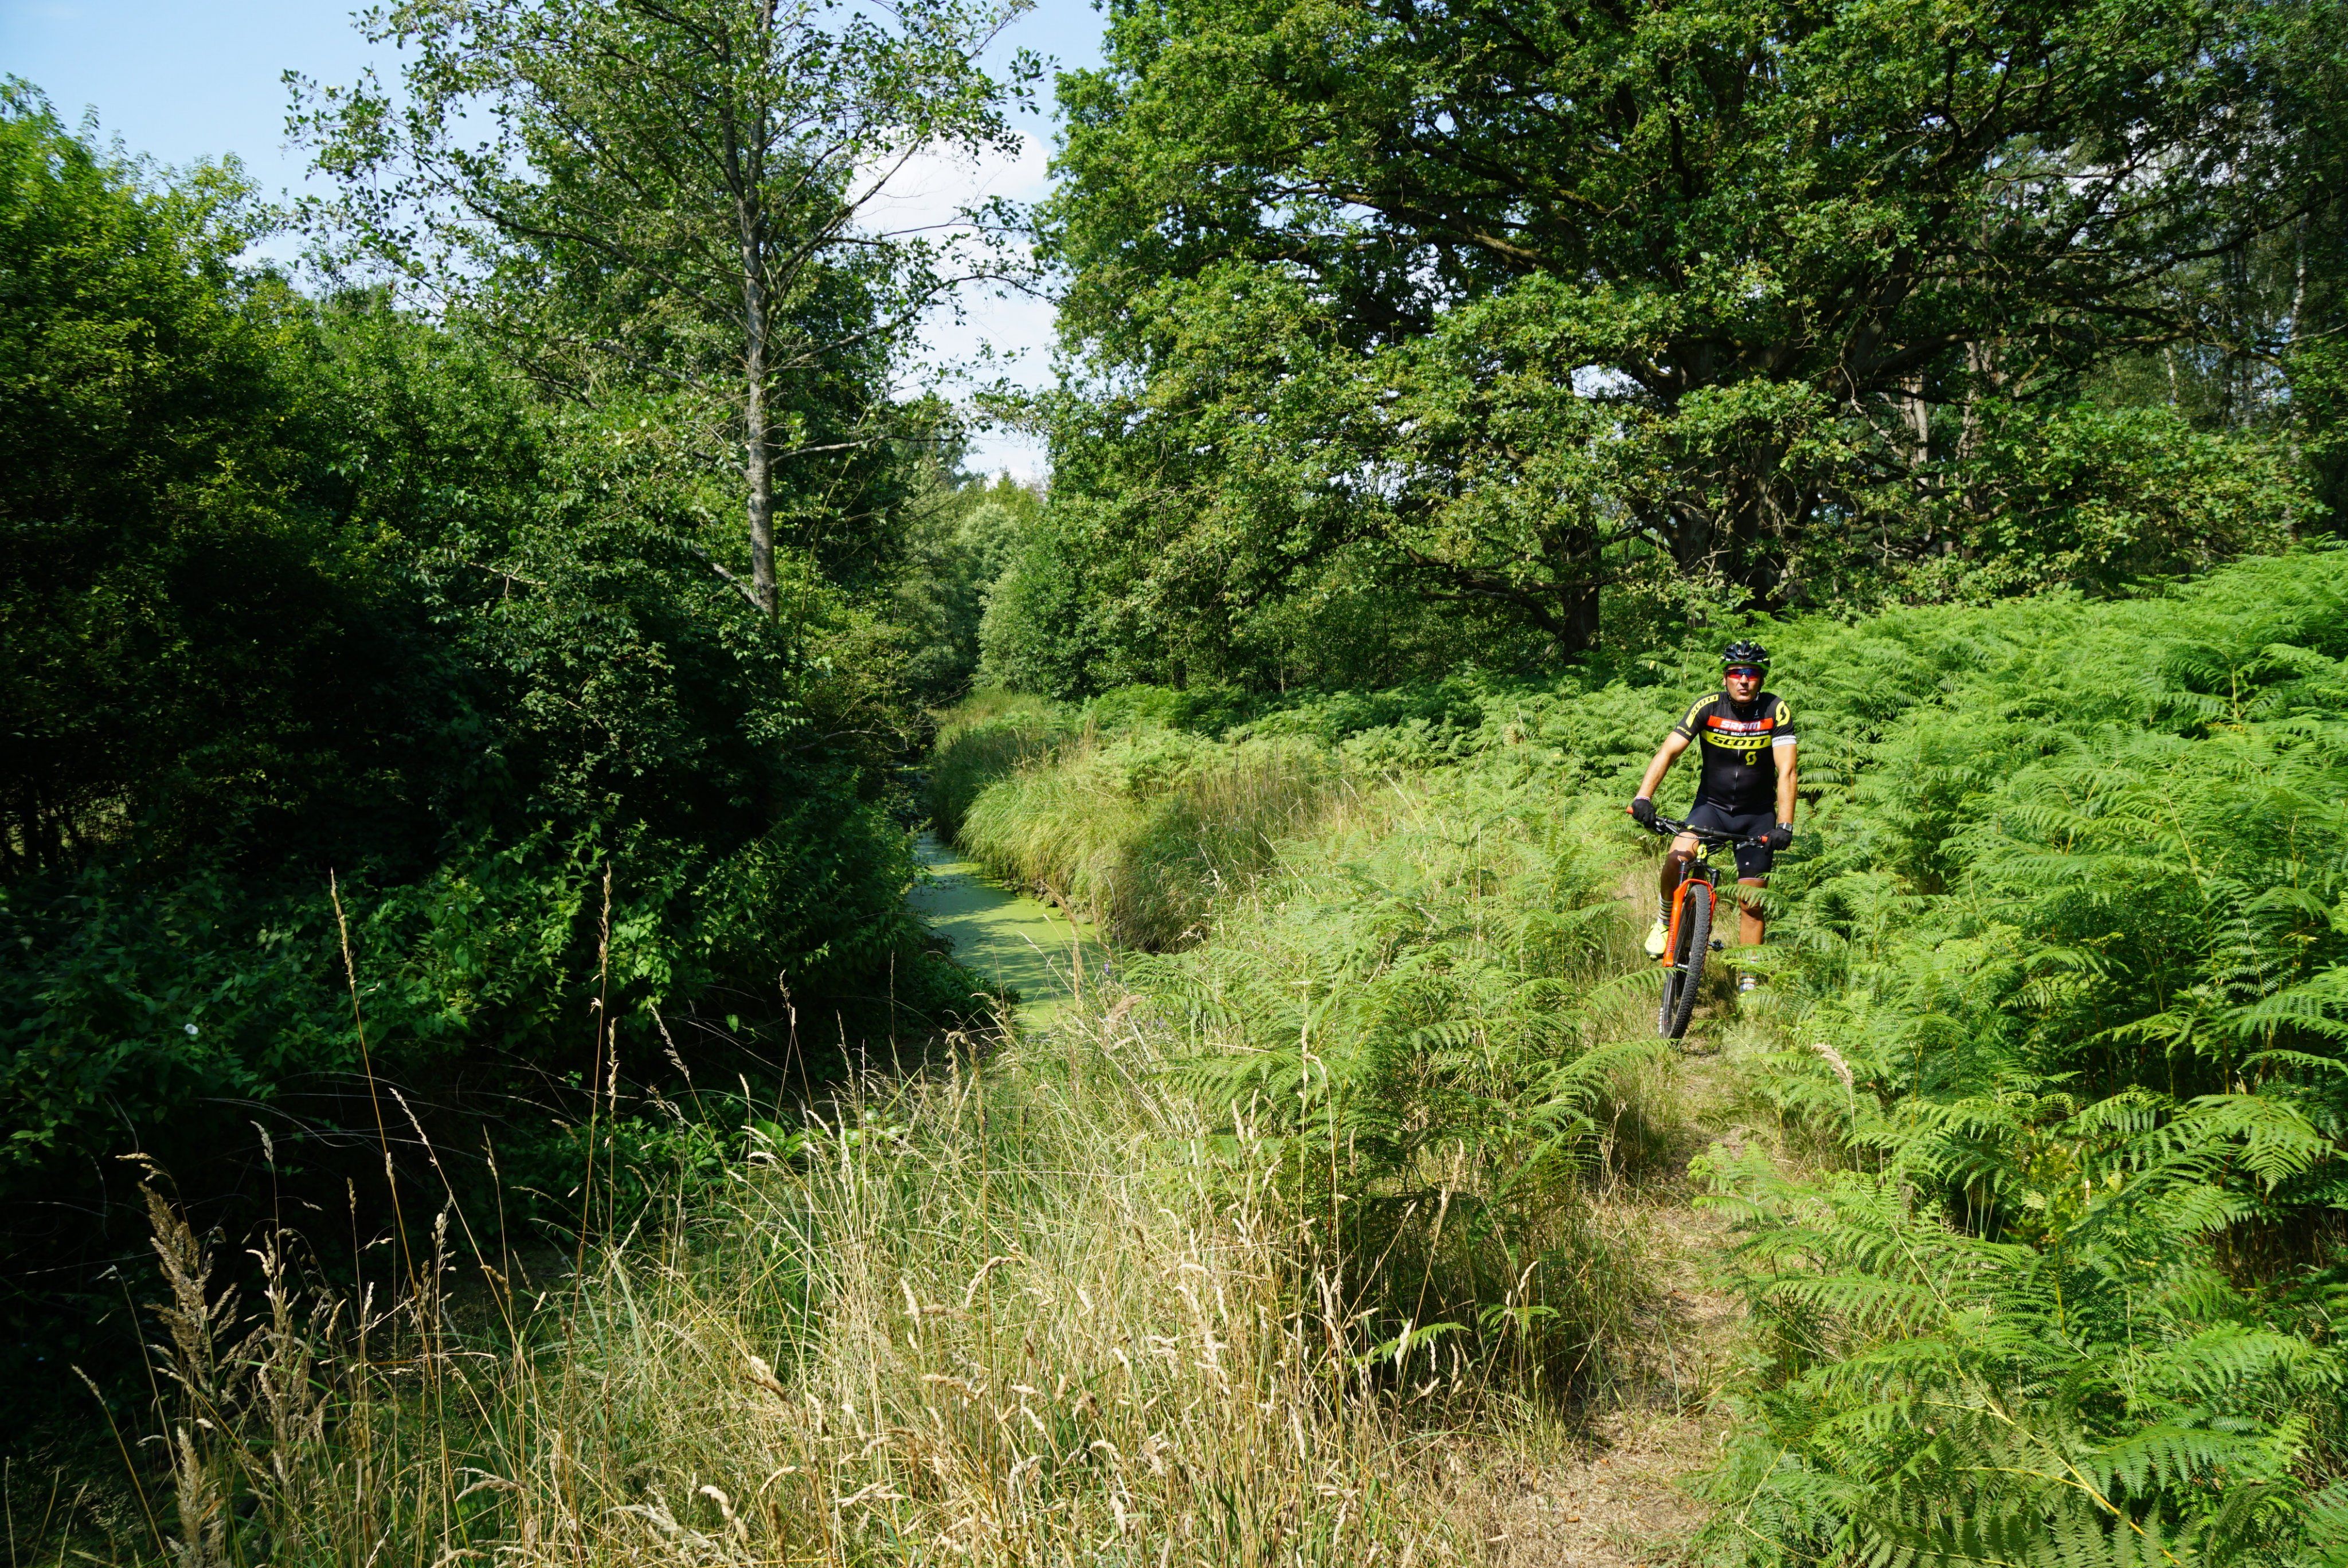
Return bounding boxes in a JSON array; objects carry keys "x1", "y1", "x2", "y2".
[{"x1": 1626, "y1": 641, "x2": 1798, "y2": 992}]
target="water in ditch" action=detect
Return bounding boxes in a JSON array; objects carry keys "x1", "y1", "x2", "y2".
[{"x1": 908, "y1": 833, "x2": 1106, "y2": 1022}]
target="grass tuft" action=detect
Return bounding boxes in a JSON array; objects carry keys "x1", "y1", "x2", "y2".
[
  {"x1": 925, "y1": 696, "x2": 1079, "y2": 838},
  {"x1": 955, "y1": 730, "x2": 1347, "y2": 948}
]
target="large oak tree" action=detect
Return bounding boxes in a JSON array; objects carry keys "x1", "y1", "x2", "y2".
[{"x1": 1038, "y1": 0, "x2": 2340, "y2": 663}]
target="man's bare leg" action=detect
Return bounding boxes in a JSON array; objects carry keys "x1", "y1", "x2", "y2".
[
  {"x1": 1660, "y1": 833, "x2": 1698, "y2": 907},
  {"x1": 1736, "y1": 876, "x2": 1768, "y2": 947}
]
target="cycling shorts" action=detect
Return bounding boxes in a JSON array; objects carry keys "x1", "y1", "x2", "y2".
[{"x1": 1684, "y1": 800, "x2": 1777, "y2": 879}]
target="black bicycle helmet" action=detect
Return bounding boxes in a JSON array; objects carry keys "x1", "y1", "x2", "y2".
[{"x1": 1721, "y1": 639, "x2": 1770, "y2": 670}]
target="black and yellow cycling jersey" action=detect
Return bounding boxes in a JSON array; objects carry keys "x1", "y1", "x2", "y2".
[{"x1": 1669, "y1": 692, "x2": 1797, "y2": 816}]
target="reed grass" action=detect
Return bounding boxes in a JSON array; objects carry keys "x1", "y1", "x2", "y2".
[
  {"x1": 955, "y1": 732, "x2": 1345, "y2": 948},
  {"x1": 925, "y1": 699, "x2": 1080, "y2": 838}
]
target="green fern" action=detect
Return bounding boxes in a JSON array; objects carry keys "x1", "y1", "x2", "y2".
[{"x1": 1672, "y1": 555, "x2": 2348, "y2": 1565}]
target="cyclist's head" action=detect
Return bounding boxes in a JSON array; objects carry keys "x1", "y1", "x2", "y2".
[{"x1": 1720, "y1": 640, "x2": 1769, "y2": 692}]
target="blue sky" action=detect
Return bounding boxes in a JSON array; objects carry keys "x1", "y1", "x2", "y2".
[{"x1": 1, "y1": 0, "x2": 1112, "y2": 479}]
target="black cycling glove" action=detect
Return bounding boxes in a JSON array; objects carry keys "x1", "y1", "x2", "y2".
[
  {"x1": 1765, "y1": 822, "x2": 1794, "y2": 852},
  {"x1": 1629, "y1": 797, "x2": 1657, "y2": 827}
]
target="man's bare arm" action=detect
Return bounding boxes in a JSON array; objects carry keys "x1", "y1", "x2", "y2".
[
  {"x1": 1636, "y1": 733, "x2": 1690, "y2": 801},
  {"x1": 1774, "y1": 744, "x2": 1798, "y2": 824}
]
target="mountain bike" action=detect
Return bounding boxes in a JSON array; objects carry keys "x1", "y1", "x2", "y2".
[{"x1": 1645, "y1": 816, "x2": 1767, "y2": 1040}]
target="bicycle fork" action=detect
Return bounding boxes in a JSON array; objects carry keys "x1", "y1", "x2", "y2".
[{"x1": 1664, "y1": 875, "x2": 1710, "y2": 965}]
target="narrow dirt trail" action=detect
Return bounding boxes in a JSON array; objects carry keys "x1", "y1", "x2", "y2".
[{"x1": 1467, "y1": 1028, "x2": 1759, "y2": 1567}]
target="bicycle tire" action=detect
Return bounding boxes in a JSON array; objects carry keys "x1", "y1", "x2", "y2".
[{"x1": 1659, "y1": 880, "x2": 1711, "y2": 1040}]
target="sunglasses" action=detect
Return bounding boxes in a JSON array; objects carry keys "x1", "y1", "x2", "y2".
[{"x1": 1724, "y1": 666, "x2": 1764, "y2": 680}]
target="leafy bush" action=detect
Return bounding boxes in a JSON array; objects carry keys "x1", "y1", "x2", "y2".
[
  {"x1": 975, "y1": 504, "x2": 1108, "y2": 697},
  {"x1": 1891, "y1": 402, "x2": 2311, "y2": 603},
  {"x1": 0, "y1": 88, "x2": 968, "y2": 1405}
]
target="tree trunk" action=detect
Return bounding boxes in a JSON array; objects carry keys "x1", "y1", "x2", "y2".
[
  {"x1": 743, "y1": 244, "x2": 776, "y2": 619},
  {"x1": 1897, "y1": 375, "x2": 1929, "y2": 467},
  {"x1": 1720, "y1": 467, "x2": 1775, "y2": 599},
  {"x1": 1561, "y1": 577, "x2": 1600, "y2": 654}
]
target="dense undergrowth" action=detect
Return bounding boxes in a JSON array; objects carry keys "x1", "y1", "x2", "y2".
[
  {"x1": 922, "y1": 548, "x2": 2348, "y2": 1563},
  {"x1": 45, "y1": 549, "x2": 2348, "y2": 1565},
  {"x1": 0, "y1": 88, "x2": 975, "y2": 1413}
]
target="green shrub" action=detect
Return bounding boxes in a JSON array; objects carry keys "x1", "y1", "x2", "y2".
[{"x1": 975, "y1": 506, "x2": 1106, "y2": 697}]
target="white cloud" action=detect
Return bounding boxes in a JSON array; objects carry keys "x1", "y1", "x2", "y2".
[
  {"x1": 864, "y1": 132, "x2": 1059, "y2": 484},
  {"x1": 859, "y1": 131, "x2": 1052, "y2": 237}
]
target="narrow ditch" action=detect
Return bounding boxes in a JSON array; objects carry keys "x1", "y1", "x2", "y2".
[{"x1": 907, "y1": 832, "x2": 1109, "y2": 1021}]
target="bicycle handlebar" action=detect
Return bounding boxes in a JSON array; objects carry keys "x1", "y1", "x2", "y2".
[{"x1": 1645, "y1": 815, "x2": 1770, "y2": 848}]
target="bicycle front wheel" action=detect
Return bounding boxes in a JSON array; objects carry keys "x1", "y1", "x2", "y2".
[{"x1": 1659, "y1": 881, "x2": 1712, "y2": 1040}]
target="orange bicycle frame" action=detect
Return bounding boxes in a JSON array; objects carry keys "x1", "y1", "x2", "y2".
[{"x1": 1664, "y1": 873, "x2": 1713, "y2": 962}]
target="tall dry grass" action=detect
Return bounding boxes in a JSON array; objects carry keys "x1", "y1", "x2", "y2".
[{"x1": 103, "y1": 1009, "x2": 1586, "y2": 1567}]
